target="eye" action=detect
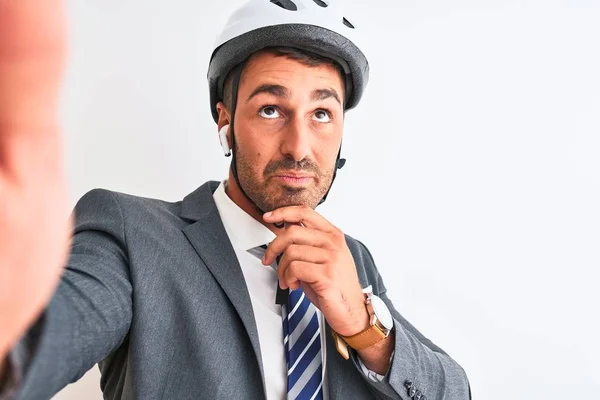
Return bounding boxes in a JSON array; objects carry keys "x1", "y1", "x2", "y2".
[
  {"x1": 259, "y1": 106, "x2": 281, "y2": 119},
  {"x1": 313, "y1": 109, "x2": 332, "y2": 123}
]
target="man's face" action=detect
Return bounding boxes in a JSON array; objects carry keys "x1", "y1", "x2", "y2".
[{"x1": 219, "y1": 51, "x2": 345, "y2": 212}]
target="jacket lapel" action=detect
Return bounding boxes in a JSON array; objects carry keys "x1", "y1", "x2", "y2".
[{"x1": 180, "y1": 181, "x2": 265, "y2": 394}]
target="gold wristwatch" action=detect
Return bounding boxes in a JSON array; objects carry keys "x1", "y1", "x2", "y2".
[{"x1": 332, "y1": 286, "x2": 393, "y2": 360}]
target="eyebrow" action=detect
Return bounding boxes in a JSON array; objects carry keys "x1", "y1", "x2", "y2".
[
  {"x1": 245, "y1": 84, "x2": 290, "y2": 103},
  {"x1": 245, "y1": 84, "x2": 342, "y2": 106},
  {"x1": 311, "y1": 88, "x2": 341, "y2": 106}
]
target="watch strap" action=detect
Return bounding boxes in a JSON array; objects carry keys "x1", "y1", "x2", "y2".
[{"x1": 334, "y1": 324, "x2": 387, "y2": 352}]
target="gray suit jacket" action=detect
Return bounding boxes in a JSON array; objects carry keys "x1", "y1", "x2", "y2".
[{"x1": 8, "y1": 181, "x2": 470, "y2": 400}]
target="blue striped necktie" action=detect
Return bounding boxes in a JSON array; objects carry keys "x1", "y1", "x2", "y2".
[{"x1": 248, "y1": 245, "x2": 324, "y2": 400}]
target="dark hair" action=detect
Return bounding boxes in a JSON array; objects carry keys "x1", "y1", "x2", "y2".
[{"x1": 221, "y1": 46, "x2": 345, "y2": 110}]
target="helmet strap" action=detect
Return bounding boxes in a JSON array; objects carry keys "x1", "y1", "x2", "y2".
[
  {"x1": 227, "y1": 62, "x2": 267, "y2": 216},
  {"x1": 318, "y1": 145, "x2": 345, "y2": 206}
]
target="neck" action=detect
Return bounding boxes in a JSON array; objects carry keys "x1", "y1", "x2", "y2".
[{"x1": 224, "y1": 169, "x2": 282, "y2": 234}]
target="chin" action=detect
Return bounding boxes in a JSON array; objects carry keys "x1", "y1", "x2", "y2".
[{"x1": 261, "y1": 186, "x2": 322, "y2": 211}]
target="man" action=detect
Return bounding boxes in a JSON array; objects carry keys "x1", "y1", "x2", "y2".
[{"x1": 0, "y1": 0, "x2": 470, "y2": 399}]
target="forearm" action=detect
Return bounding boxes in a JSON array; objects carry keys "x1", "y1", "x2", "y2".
[
  {"x1": 367, "y1": 316, "x2": 470, "y2": 400},
  {"x1": 344, "y1": 240, "x2": 470, "y2": 398},
  {"x1": 356, "y1": 332, "x2": 394, "y2": 375}
]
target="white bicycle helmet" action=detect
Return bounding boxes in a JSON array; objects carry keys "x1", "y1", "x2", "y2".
[
  {"x1": 207, "y1": 0, "x2": 370, "y2": 123},
  {"x1": 207, "y1": 0, "x2": 369, "y2": 214}
]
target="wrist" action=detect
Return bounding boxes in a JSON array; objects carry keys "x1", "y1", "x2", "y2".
[
  {"x1": 332, "y1": 288, "x2": 394, "y2": 359},
  {"x1": 334, "y1": 306, "x2": 370, "y2": 337},
  {"x1": 0, "y1": 353, "x2": 8, "y2": 389},
  {"x1": 0, "y1": 343, "x2": 8, "y2": 372}
]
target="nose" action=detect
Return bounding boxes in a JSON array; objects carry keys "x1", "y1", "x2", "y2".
[{"x1": 279, "y1": 116, "x2": 311, "y2": 162}]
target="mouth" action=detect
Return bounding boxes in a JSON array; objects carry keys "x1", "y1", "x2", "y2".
[{"x1": 271, "y1": 172, "x2": 315, "y2": 186}]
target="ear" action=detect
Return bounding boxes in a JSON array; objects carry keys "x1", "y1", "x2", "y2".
[
  {"x1": 216, "y1": 102, "x2": 232, "y2": 156},
  {"x1": 216, "y1": 101, "x2": 231, "y2": 134}
]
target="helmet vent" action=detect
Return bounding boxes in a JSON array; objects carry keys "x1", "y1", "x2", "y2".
[
  {"x1": 269, "y1": 0, "x2": 298, "y2": 11},
  {"x1": 343, "y1": 17, "x2": 355, "y2": 29},
  {"x1": 312, "y1": 0, "x2": 329, "y2": 7}
]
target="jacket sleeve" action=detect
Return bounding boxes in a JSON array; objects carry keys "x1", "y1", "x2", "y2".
[
  {"x1": 6, "y1": 189, "x2": 133, "y2": 400},
  {"x1": 346, "y1": 238, "x2": 471, "y2": 400}
]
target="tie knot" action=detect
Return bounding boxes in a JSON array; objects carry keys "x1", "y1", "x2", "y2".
[{"x1": 247, "y1": 244, "x2": 275, "y2": 269}]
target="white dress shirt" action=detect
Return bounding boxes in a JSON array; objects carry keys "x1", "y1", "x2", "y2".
[{"x1": 213, "y1": 181, "x2": 383, "y2": 400}]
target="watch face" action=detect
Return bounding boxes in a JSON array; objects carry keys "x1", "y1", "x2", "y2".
[{"x1": 371, "y1": 295, "x2": 394, "y2": 330}]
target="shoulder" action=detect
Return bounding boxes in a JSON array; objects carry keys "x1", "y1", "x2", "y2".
[
  {"x1": 75, "y1": 188, "x2": 179, "y2": 213},
  {"x1": 73, "y1": 188, "x2": 183, "y2": 231},
  {"x1": 344, "y1": 234, "x2": 374, "y2": 266},
  {"x1": 344, "y1": 234, "x2": 386, "y2": 294}
]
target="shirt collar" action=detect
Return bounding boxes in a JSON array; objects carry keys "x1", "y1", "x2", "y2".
[{"x1": 213, "y1": 180, "x2": 276, "y2": 252}]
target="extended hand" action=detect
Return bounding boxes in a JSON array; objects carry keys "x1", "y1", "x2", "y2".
[{"x1": 0, "y1": 0, "x2": 71, "y2": 360}]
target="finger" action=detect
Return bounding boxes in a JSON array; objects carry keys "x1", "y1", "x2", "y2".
[
  {"x1": 262, "y1": 225, "x2": 332, "y2": 265},
  {"x1": 0, "y1": 0, "x2": 66, "y2": 182},
  {"x1": 281, "y1": 261, "x2": 323, "y2": 291},
  {"x1": 263, "y1": 206, "x2": 336, "y2": 233},
  {"x1": 0, "y1": 0, "x2": 66, "y2": 129},
  {"x1": 276, "y1": 245, "x2": 329, "y2": 288}
]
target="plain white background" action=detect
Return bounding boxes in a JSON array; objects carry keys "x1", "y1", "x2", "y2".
[{"x1": 51, "y1": 0, "x2": 599, "y2": 399}]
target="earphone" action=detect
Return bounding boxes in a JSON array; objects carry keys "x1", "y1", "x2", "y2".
[{"x1": 218, "y1": 124, "x2": 231, "y2": 157}]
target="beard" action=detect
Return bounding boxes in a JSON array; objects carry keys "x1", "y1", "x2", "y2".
[{"x1": 235, "y1": 148, "x2": 335, "y2": 212}]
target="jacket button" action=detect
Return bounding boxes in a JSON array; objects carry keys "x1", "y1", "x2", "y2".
[
  {"x1": 408, "y1": 387, "x2": 417, "y2": 397},
  {"x1": 415, "y1": 390, "x2": 422, "y2": 399},
  {"x1": 404, "y1": 380, "x2": 413, "y2": 389}
]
